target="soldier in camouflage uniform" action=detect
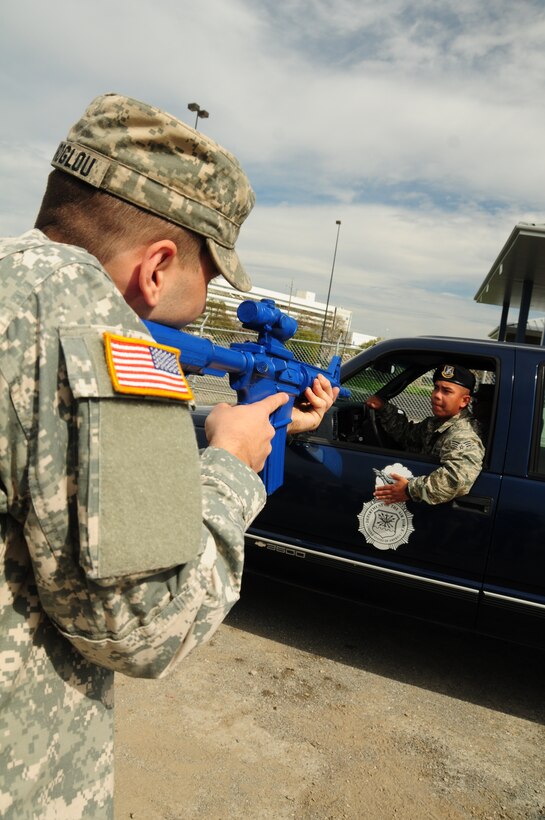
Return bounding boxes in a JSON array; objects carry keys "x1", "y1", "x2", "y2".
[
  {"x1": 0, "y1": 94, "x2": 336, "y2": 818},
  {"x1": 366, "y1": 364, "x2": 484, "y2": 505}
]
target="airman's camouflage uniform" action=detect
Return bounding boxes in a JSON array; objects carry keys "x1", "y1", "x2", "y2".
[
  {"x1": 0, "y1": 95, "x2": 264, "y2": 819},
  {"x1": 377, "y1": 403, "x2": 484, "y2": 504}
]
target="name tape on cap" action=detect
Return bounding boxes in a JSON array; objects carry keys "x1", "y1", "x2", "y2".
[{"x1": 52, "y1": 141, "x2": 110, "y2": 188}]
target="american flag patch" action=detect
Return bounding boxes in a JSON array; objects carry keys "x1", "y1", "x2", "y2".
[{"x1": 103, "y1": 332, "x2": 193, "y2": 401}]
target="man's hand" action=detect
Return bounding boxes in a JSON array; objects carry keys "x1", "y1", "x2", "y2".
[
  {"x1": 205, "y1": 393, "x2": 290, "y2": 473},
  {"x1": 366, "y1": 395, "x2": 384, "y2": 410},
  {"x1": 373, "y1": 473, "x2": 409, "y2": 504},
  {"x1": 205, "y1": 376, "x2": 337, "y2": 473},
  {"x1": 287, "y1": 374, "x2": 339, "y2": 435}
]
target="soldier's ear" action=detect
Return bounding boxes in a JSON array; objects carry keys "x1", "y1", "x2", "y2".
[{"x1": 138, "y1": 240, "x2": 178, "y2": 307}]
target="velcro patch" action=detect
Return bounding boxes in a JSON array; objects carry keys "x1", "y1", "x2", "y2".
[
  {"x1": 52, "y1": 141, "x2": 110, "y2": 187},
  {"x1": 103, "y1": 332, "x2": 193, "y2": 401}
]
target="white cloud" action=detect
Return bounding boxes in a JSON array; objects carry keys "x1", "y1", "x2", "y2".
[{"x1": 236, "y1": 201, "x2": 525, "y2": 338}]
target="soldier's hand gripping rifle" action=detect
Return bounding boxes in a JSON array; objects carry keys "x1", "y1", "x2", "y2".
[{"x1": 144, "y1": 298, "x2": 349, "y2": 494}]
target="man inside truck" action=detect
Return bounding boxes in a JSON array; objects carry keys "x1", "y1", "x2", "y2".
[{"x1": 365, "y1": 364, "x2": 484, "y2": 505}]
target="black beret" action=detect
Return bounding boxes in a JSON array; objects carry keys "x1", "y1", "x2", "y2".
[{"x1": 432, "y1": 364, "x2": 475, "y2": 393}]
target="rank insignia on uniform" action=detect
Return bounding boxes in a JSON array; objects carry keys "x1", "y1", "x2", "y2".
[
  {"x1": 441, "y1": 365, "x2": 455, "y2": 379},
  {"x1": 103, "y1": 332, "x2": 194, "y2": 401}
]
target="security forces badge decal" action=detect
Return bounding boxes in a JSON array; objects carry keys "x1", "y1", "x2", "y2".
[{"x1": 357, "y1": 463, "x2": 415, "y2": 551}]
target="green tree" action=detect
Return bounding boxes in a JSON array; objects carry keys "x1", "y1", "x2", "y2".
[
  {"x1": 201, "y1": 299, "x2": 238, "y2": 331},
  {"x1": 359, "y1": 337, "x2": 381, "y2": 350}
]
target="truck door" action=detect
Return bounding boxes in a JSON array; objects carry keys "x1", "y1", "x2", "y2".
[
  {"x1": 248, "y1": 342, "x2": 513, "y2": 631},
  {"x1": 478, "y1": 350, "x2": 545, "y2": 646}
]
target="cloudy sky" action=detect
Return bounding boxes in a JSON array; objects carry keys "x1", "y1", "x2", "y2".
[{"x1": 2, "y1": 0, "x2": 545, "y2": 339}]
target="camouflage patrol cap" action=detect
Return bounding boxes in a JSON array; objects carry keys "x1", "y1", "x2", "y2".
[
  {"x1": 433, "y1": 364, "x2": 476, "y2": 393},
  {"x1": 51, "y1": 93, "x2": 255, "y2": 291}
]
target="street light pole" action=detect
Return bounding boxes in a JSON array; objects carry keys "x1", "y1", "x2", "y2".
[
  {"x1": 320, "y1": 220, "x2": 342, "y2": 344},
  {"x1": 187, "y1": 102, "x2": 210, "y2": 130}
]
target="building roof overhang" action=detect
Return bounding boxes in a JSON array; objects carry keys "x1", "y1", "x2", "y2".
[{"x1": 474, "y1": 222, "x2": 545, "y2": 311}]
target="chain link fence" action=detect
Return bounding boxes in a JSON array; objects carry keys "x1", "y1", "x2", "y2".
[
  {"x1": 342, "y1": 363, "x2": 496, "y2": 424},
  {"x1": 184, "y1": 324, "x2": 364, "y2": 405}
]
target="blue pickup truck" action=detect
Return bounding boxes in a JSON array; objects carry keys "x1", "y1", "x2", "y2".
[{"x1": 193, "y1": 335, "x2": 545, "y2": 649}]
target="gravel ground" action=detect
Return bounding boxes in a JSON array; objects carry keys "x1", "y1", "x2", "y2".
[{"x1": 115, "y1": 574, "x2": 545, "y2": 820}]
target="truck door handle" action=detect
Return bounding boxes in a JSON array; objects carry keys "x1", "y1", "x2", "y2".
[{"x1": 452, "y1": 495, "x2": 493, "y2": 515}]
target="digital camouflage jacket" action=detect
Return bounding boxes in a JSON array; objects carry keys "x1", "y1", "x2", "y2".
[
  {"x1": 0, "y1": 231, "x2": 266, "y2": 818},
  {"x1": 377, "y1": 402, "x2": 485, "y2": 504}
]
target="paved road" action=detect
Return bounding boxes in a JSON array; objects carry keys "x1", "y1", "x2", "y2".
[{"x1": 115, "y1": 574, "x2": 545, "y2": 819}]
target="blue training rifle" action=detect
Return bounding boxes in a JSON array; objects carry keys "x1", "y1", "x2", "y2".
[{"x1": 144, "y1": 298, "x2": 349, "y2": 494}]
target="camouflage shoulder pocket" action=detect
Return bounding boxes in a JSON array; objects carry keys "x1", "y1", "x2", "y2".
[{"x1": 59, "y1": 326, "x2": 202, "y2": 580}]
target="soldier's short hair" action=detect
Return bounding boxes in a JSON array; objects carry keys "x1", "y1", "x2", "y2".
[{"x1": 35, "y1": 170, "x2": 203, "y2": 267}]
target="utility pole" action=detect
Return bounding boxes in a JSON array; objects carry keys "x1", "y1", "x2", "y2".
[{"x1": 320, "y1": 220, "x2": 342, "y2": 344}]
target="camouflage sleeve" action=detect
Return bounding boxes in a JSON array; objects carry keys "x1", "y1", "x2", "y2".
[
  {"x1": 25, "y1": 446, "x2": 265, "y2": 679},
  {"x1": 176, "y1": 447, "x2": 266, "y2": 659},
  {"x1": 376, "y1": 402, "x2": 428, "y2": 451},
  {"x1": 407, "y1": 433, "x2": 484, "y2": 505}
]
